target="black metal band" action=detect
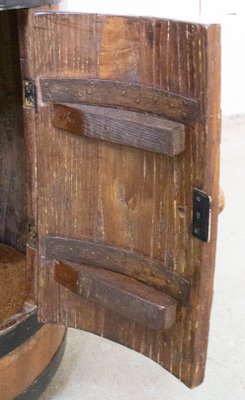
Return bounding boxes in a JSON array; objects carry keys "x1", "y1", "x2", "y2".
[{"x1": 0, "y1": 310, "x2": 42, "y2": 359}]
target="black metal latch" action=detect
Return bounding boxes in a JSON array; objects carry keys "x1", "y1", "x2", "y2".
[
  {"x1": 192, "y1": 189, "x2": 212, "y2": 243},
  {"x1": 23, "y1": 79, "x2": 36, "y2": 108}
]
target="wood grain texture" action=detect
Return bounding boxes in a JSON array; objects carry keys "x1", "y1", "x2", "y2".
[
  {"x1": 55, "y1": 260, "x2": 177, "y2": 330},
  {"x1": 18, "y1": 11, "x2": 221, "y2": 388},
  {"x1": 51, "y1": 103, "x2": 186, "y2": 156},
  {"x1": 46, "y1": 236, "x2": 191, "y2": 303},
  {"x1": 0, "y1": 10, "x2": 26, "y2": 252},
  {"x1": 16, "y1": 3, "x2": 58, "y2": 304},
  {"x1": 0, "y1": 243, "x2": 27, "y2": 323},
  {"x1": 0, "y1": 0, "x2": 58, "y2": 10},
  {"x1": 41, "y1": 78, "x2": 199, "y2": 126}
]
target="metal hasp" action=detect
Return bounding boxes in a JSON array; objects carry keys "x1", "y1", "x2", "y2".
[
  {"x1": 192, "y1": 189, "x2": 212, "y2": 242},
  {"x1": 24, "y1": 79, "x2": 36, "y2": 108}
]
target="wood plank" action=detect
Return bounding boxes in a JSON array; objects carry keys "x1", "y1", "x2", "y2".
[
  {"x1": 0, "y1": 0, "x2": 58, "y2": 10},
  {"x1": 51, "y1": 104, "x2": 186, "y2": 156},
  {"x1": 46, "y1": 236, "x2": 191, "y2": 304},
  {"x1": 55, "y1": 260, "x2": 177, "y2": 331},
  {"x1": 40, "y1": 78, "x2": 200, "y2": 126}
]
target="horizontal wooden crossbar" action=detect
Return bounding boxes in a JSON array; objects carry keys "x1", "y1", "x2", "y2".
[
  {"x1": 54, "y1": 260, "x2": 177, "y2": 331},
  {"x1": 40, "y1": 78, "x2": 199, "y2": 126},
  {"x1": 46, "y1": 236, "x2": 191, "y2": 304},
  {"x1": 51, "y1": 104, "x2": 186, "y2": 156}
]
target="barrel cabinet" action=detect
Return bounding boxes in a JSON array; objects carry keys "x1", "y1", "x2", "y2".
[{"x1": 0, "y1": 1, "x2": 222, "y2": 398}]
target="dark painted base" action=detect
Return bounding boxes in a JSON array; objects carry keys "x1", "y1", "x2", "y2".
[{"x1": 0, "y1": 309, "x2": 43, "y2": 358}]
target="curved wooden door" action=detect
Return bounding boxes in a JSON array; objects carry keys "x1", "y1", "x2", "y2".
[{"x1": 18, "y1": 11, "x2": 221, "y2": 388}]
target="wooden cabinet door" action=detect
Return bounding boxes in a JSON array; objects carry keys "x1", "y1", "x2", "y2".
[{"x1": 18, "y1": 10, "x2": 221, "y2": 388}]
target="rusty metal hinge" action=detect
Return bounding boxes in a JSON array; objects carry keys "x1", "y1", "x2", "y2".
[
  {"x1": 27, "y1": 223, "x2": 38, "y2": 247},
  {"x1": 192, "y1": 189, "x2": 212, "y2": 243},
  {"x1": 23, "y1": 79, "x2": 36, "y2": 108}
]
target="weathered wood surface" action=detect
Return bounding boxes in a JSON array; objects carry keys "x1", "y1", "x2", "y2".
[
  {"x1": 19, "y1": 12, "x2": 221, "y2": 388},
  {"x1": 0, "y1": 0, "x2": 58, "y2": 10},
  {"x1": 55, "y1": 260, "x2": 177, "y2": 330},
  {"x1": 15, "y1": 3, "x2": 58, "y2": 303},
  {"x1": 0, "y1": 244, "x2": 27, "y2": 323},
  {"x1": 46, "y1": 236, "x2": 191, "y2": 303},
  {"x1": 0, "y1": 10, "x2": 26, "y2": 252},
  {"x1": 41, "y1": 78, "x2": 199, "y2": 126},
  {"x1": 51, "y1": 103, "x2": 186, "y2": 156}
]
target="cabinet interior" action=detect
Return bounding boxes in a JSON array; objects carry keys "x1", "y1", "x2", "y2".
[{"x1": 0, "y1": 10, "x2": 28, "y2": 325}]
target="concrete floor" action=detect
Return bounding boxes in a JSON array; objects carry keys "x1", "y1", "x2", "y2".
[{"x1": 40, "y1": 116, "x2": 245, "y2": 400}]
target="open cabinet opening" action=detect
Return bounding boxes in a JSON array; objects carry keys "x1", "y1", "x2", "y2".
[{"x1": 0, "y1": 10, "x2": 28, "y2": 325}]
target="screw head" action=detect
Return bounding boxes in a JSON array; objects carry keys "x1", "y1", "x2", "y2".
[{"x1": 196, "y1": 212, "x2": 201, "y2": 220}]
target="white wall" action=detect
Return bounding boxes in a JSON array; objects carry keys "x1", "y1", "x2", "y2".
[
  {"x1": 59, "y1": 0, "x2": 245, "y2": 116},
  {"x1": 221, "y1": 15, "x2": 245, "y2": 116},
  {"x1": 60, "y1": 0, "x2": 200, "y2": 19}
]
